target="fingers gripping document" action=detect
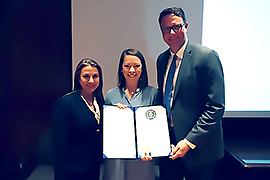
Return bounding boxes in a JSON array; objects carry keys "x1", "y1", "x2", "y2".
[{"x1": 103, "y1": 105, "x2": 171, "y2": 159}]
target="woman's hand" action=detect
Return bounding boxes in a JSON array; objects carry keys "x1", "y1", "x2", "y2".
[
  {"x1": 141, "y1": 152, "x2": 153, "y2": 161},
  {"x1": 114, "y1": 103, "x2": 128, "y2": 109}
]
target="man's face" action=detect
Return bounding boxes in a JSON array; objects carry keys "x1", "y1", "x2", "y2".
[{"x1": 160, "y1": 14, "x2": 188, "y2": 52}]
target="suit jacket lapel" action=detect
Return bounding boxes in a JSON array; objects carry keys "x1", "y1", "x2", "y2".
[{"x1": 173, "y1": 42, "x2": 193, "y2": 103}]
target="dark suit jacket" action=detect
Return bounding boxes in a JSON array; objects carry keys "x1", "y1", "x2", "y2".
[
  {"x1": 156, "y1": 41, "x2": 225, "y2": 168},
  {"x1": 52, "y1": 91, "x2": 103, "y2": 180}
]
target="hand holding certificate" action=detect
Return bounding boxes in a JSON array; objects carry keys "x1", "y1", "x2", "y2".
[{"x1": 103, "y1": 105, "x2": 171, "y2": 159}]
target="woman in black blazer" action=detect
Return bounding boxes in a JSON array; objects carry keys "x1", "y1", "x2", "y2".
[{"x1": 52, "y1": 58, "x2": 104, "y2": 180}]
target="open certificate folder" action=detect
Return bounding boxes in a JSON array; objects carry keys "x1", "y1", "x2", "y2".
[{"x1": 103, "y1": 105, "x2": 171, "y2": 159}]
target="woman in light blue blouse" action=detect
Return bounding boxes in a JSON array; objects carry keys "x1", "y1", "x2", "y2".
[{"x1": 103, "y1": 48, "x2": 157, "y2": 180}]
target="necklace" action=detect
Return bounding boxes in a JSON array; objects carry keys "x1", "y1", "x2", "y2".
[
  {"x1": 87, "y1": 101, "x2": 93, "y2": 106},
  {"x1": 126, "y1": 88, "x2": 137, "y2": 95},
  {"x1": 81, "y1": 95, "x2": 100, "y2": 124}
]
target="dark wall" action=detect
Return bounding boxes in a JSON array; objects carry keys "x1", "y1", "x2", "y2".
[
  {"x1": 220, "y1": 118, "x2": 270, "y2": 180},
  {"x1": 0, "y1": 0, "x2": 72, "y2": 179}
]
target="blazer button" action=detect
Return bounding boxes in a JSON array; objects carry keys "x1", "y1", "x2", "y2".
[{"x1": 96, "y1": 129, "x2": 100, "y2": 132}]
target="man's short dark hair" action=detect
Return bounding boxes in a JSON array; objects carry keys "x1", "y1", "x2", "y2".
[{"x1": 158, "y1": 7, "x2": 186, "y2": 27}]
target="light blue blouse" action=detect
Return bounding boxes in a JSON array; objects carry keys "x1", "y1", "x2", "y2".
[
  {"x1": 105, "y1": 86, "x2": 157, "y2": 107},
  {"x1": 102, "y1": 85, "x2": 158, "y2": 180}
]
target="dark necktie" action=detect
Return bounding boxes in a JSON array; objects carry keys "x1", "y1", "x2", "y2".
[{"x1": 163, "y1": 54, "x2": 177, "y2": 119}]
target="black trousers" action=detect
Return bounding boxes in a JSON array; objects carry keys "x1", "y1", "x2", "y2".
[{"x1": 158, "y1": 156, "x2": 216, "y2": 180}]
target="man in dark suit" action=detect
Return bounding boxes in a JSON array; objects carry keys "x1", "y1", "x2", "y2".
[{"x1": 156, "y1": 7, "x2": 225, "y2": 180}]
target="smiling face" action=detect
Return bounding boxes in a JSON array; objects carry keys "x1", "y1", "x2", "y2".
[
  {"x1": 122, "y1": 55, "x2": 142, "y2": 83},
  {"x1": 160, "y1": 14, "x2": 188, "y2": 53},
  {"x1": 79, "y1": 65, "x2": 100, "y2": 96}
]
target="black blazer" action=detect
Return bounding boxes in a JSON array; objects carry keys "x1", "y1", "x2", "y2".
[
  {"x1": 52, "y1": 91, "x2": 103, "y2": 180},
  {"x1": 156, "y1": 41, "x2": 225, "y2": 168}
]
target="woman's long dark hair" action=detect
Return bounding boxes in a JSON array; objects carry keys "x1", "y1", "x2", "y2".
[
  {"x1": 74, "y1": 58, "x2": 104, "y2": 103},
  {"x1": 117, "y1": 48, "x2": 148, "y2": 90}
]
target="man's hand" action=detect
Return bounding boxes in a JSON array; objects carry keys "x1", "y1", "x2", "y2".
[{"x1": 169, "y1": 140, "x2": 190, "y2": 160}]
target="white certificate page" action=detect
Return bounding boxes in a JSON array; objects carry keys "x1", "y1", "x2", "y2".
[
  {"x1": 103, "y1": 105, "x2": 136, "y2": 158},
  {"x1": 103, "y1": 105, "x2": 171, "y2": 159},
  {"x1": 135, "y1": 105, "x2": 171, "y2": 158}
]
